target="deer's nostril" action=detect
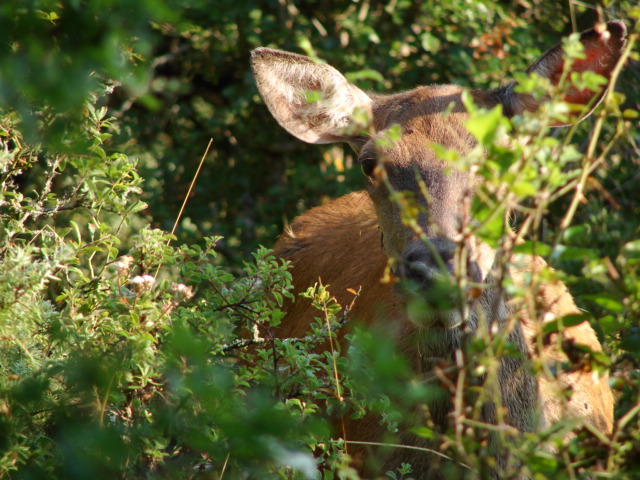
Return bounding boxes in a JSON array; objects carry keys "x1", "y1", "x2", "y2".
[
  {"x1": 404, "y1": 260, "x2": 435, "y2": 287},
  {"x1": 401, "y1": 240, "x2": 454, "y2": 283}
]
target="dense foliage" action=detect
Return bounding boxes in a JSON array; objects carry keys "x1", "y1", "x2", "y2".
[{"x1": 0, "y1": 0, "x2": 639, "y2": 479}]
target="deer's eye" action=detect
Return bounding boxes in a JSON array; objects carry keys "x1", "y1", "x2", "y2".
[{"x1": 359, "y1": 157, "x2": 376, "y2": 177}]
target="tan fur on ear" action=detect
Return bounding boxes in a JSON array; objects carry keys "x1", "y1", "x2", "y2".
[{"x1": 251, "y1": 48, "x2": 372, "y2": 144}]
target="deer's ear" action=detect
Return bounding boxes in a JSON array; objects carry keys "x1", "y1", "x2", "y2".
[
  {"x1": 251, "y1": 48, "x2": 372, "y2": 144},
  {"x1": 496, "y1": 21, "x2": 626, "y2": 125}
]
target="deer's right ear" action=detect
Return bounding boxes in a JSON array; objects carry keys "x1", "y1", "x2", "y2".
[
  {"x1": 494, "y1": 21, "x2": 626, "y2": 125},
  {"x1": 251, "y1": 48, "x2": 372, "y2": 144}
]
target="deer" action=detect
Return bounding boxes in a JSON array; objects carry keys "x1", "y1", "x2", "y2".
[{"x1": 251, "y1": 21, "x2": 626, "y2": 478}]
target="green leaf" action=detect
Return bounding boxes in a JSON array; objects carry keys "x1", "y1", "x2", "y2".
[
  {"x1": 562, "y1": 33, "x2": 586, "y2": 60},
  {"x1": 513, "y1": 241, "x2": 552, "y2": 257},
  {"x1": 562, "y1": 225, "x2": 589, "y2": 244},
  {"x1": 581, "y1": 294, "x2": 624, "y2": 313},
  {"x1": 570, "y1": 71, "x2": 607, "y2": 92},
  {"x1": 410, "y1": 426, "x2": 436, "y2": 439},
  {"x1": 512, "y1": 181, "x2": 538, "y2": 197},
  {"x1": 599, "y1": 315, "x2": 618, "y2": 335},
  {"x1": 430, "y1": 143, "x2": 460, "y2": 162},
  {"x1": 420, "y1": 32, "x2": 441, "y2": 53},
  {"x1": 526, "y1": 450, "x2": 561, "y2": 474},
  {"x1": 472, "y1": 198, "x2": 505, "y2": 246},
  {"x1": 542, "y1": 313, "x2": 590, "y2": 335},
  {"x1": 622, "y1": 239, "x2": 640, "y2": 259},
  {"x1": 130, "y1": 201, "x2": 148, "y2": 213},
  {"x1": 550, "y1": 245, "x2": 597, "y2": 262},
  {"x1": 465, "y1": 105, "x2": 508, "y2": 145},
  {"x1": 345, "y1": 69, "x2": 386, "y2": 85},
  {"x1": 619, "y1": 335, "x2": 640, "y2": 355}
]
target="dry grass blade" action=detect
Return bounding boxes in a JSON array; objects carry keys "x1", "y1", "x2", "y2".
[{"x1": 154, "y1": 138, "x2": 214, "y2": 278}]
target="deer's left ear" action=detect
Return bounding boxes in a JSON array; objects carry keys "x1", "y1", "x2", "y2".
[
  {"x1": 495, "y1": 21, "x2": 627, "y2": 125},
  {"x1": 251, "y1": 48, "x2": 372, "y2": 144}
]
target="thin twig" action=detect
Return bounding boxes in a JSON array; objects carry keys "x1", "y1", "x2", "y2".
[
  {"x1": 343, "y1": 440, "x2": 470, "y2": 468},
  {"x1": 154, "y1": 138, "x2": 213, "y2": 278},
  {"x1": 219, "y1": 452, "x2": 230, "y2": 480}
]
